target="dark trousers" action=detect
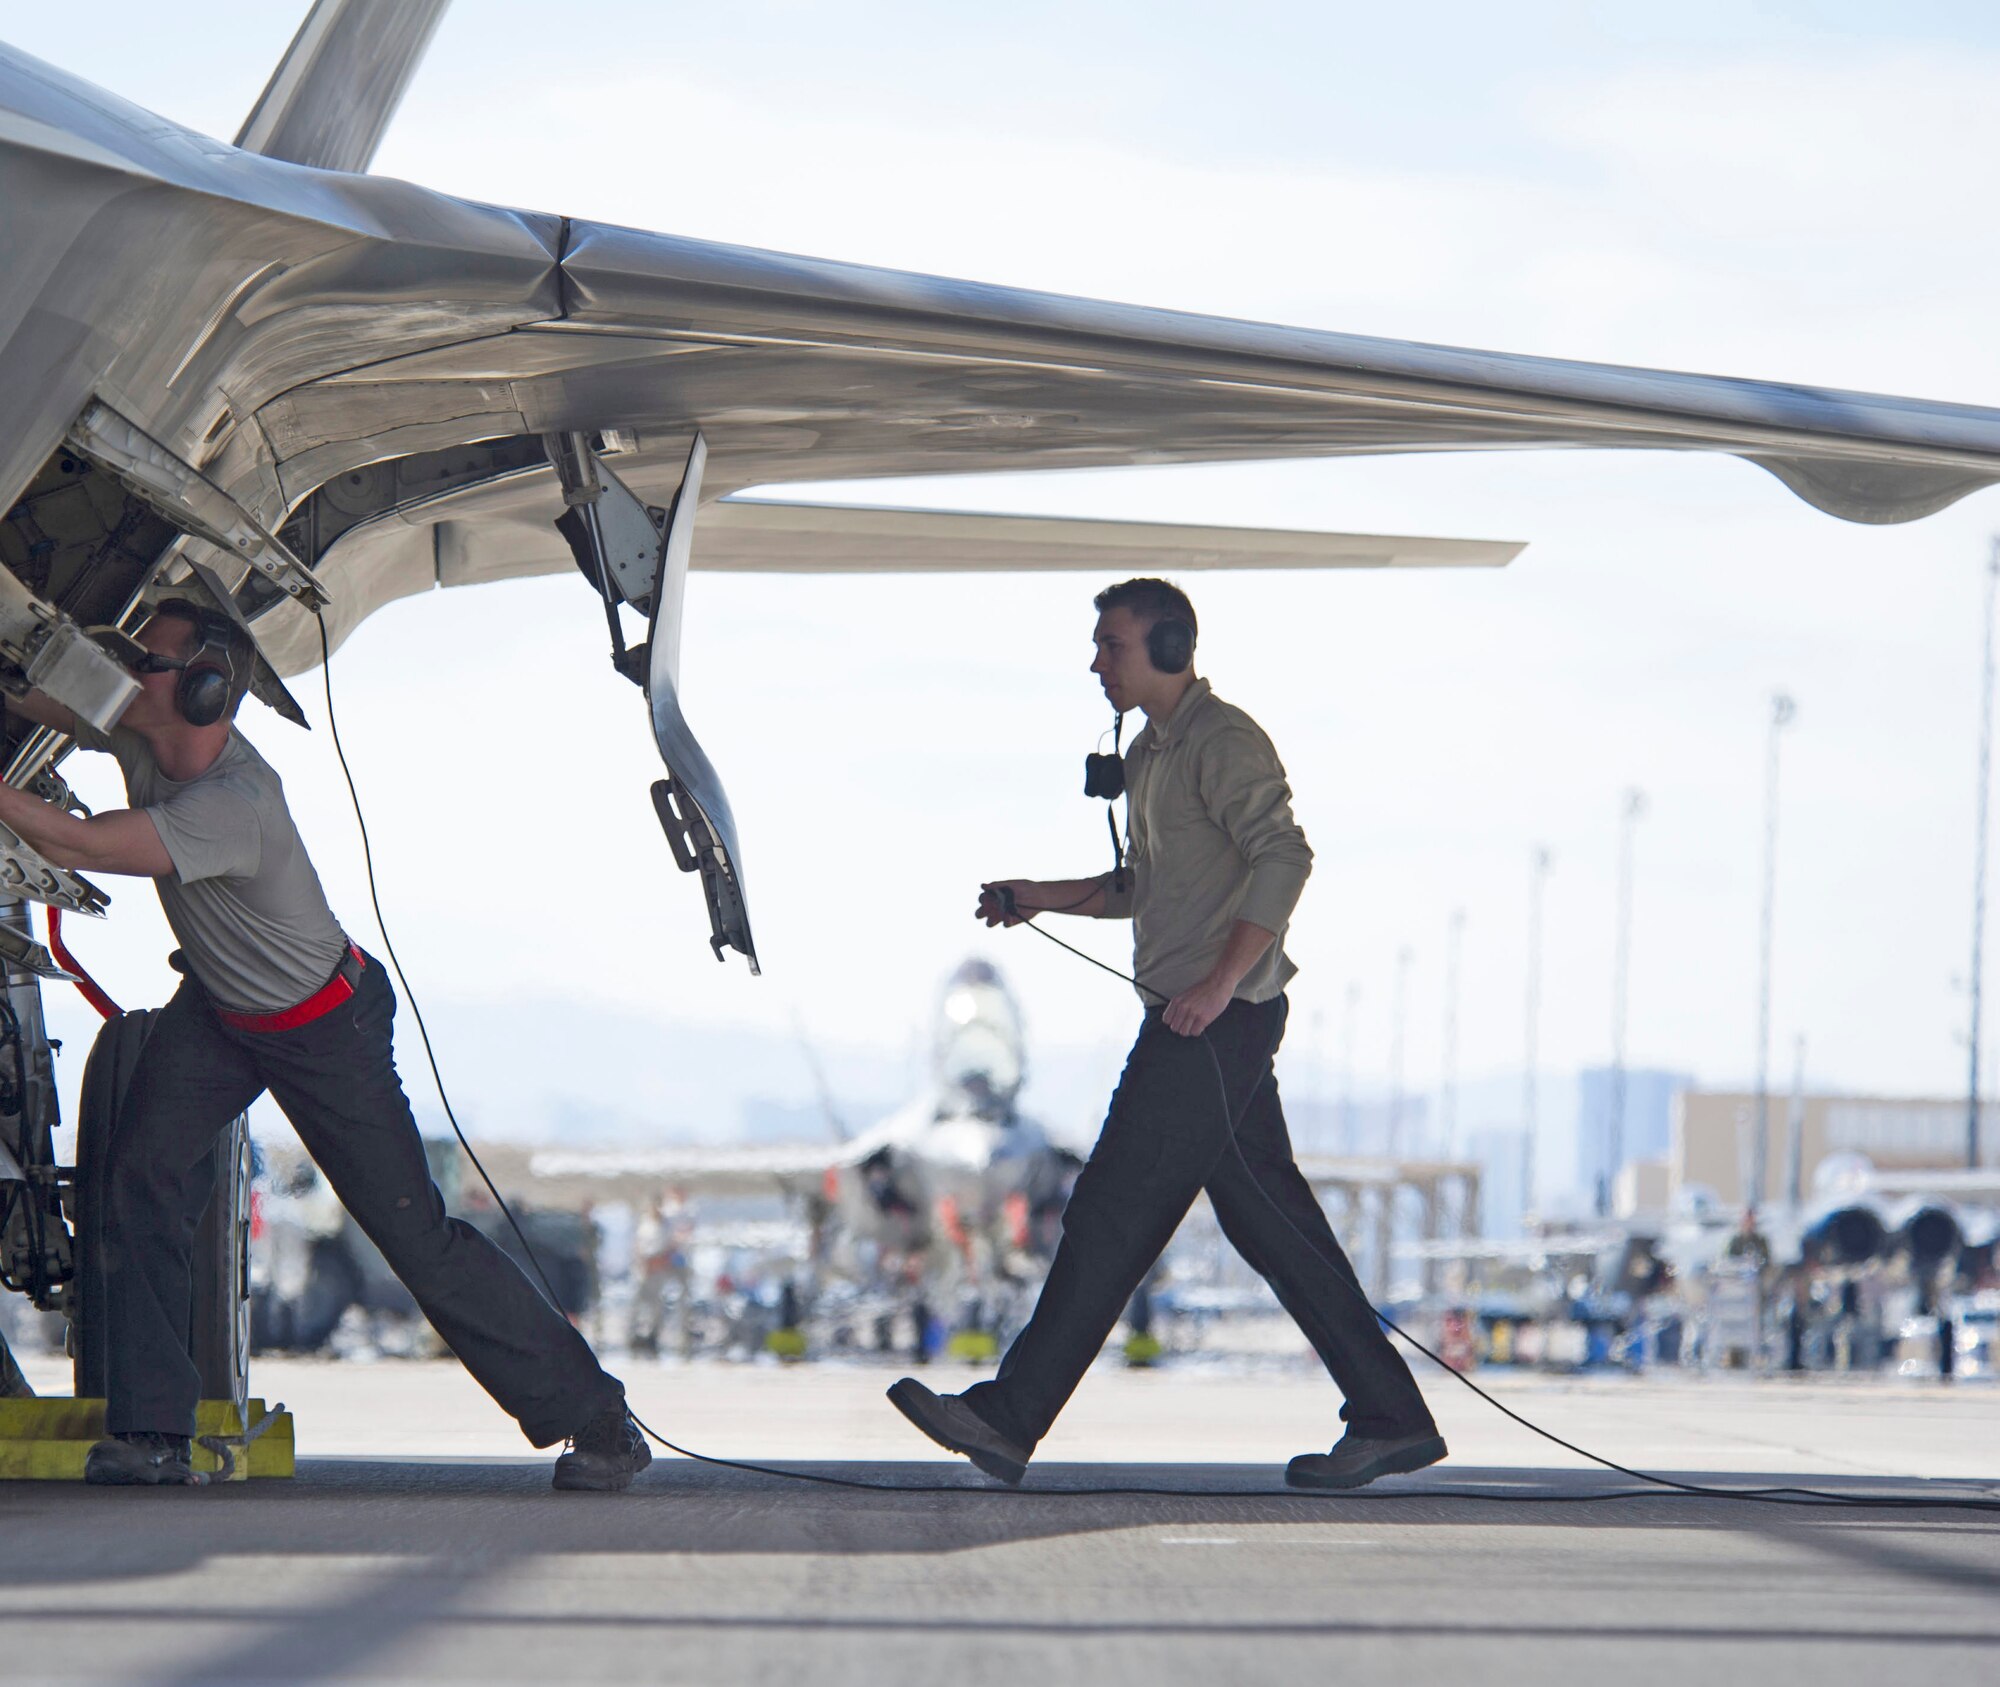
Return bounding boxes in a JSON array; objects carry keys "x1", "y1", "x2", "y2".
[
  {"x1": 964, "y1": 995, "x2": 1433, "y2": 1448},
  {"x1": 101, "y1": 955, "x2": 623, "y2": 1444}
]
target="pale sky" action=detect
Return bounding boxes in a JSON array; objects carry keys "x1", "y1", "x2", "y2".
[{"x1": 11, "y1": 3, "x2": 2000, "y2": 1183}]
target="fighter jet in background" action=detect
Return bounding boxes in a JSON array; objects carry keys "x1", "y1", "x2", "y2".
[{"x1": 525, "y1": 959, "x2": 1081, "y2": 1355}]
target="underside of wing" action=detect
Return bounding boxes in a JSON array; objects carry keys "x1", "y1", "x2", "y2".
[
  {"x1": 694, "y1": 500, "x2": 1523, "y2": 576},
  {"x1": 247, "y1": 468, "x2": 1519, "y2": 673}
]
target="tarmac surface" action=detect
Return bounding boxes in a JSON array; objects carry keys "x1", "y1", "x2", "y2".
[{"x1": 5, "y1": 1351, "x2": 1998, "y2": 1686}]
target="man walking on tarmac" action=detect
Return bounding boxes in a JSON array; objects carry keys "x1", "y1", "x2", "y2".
[
  {"x1": 0, "y1": 601, "x2": 650, "y2": 1490},
  {"x1": 887, "y1": 578, "x2": 1446, "y2": 1489}
]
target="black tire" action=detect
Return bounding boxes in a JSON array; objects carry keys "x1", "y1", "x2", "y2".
[
  {"x1": 70, "y1": 1010, "x2": 250, "y2": 1402},
  {"x1": 189, "y1": 1114, "x2": 251, "y2": 1402},
  {"x1": 69, "y1": 1010, "x2": 151, "y2": 1398}
]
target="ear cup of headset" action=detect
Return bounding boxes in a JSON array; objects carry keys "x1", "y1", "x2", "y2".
[
  {"x1": 1147, "y1": 617, "x2": 1195, "y2": 674},
  {"x1": 177, "y1": 664, "x2": 232, "y2": 727}
]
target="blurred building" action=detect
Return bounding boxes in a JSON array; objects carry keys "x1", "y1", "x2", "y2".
[{"x1": 1672, "y1": 1090, "x2": 2000, "y2": 1207}]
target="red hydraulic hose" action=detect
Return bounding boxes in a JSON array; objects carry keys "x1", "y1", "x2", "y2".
[{"x1": 45, "y1": 906, "x2": 119, "y2": 1020}]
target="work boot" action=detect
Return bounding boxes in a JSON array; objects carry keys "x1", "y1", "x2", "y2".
[
  {"x1": 83, "y1": 1431, "x2": 198, "y2": 1487},
  {"x1": 552, "y1": 1403, "x2": 652, "y2": 1492},
  {"x1": 1286, "y1": 1428, "x2": 1448, "y2": 1491},
  {"x1": 886, "y1": 1377, "x2": 1030, "y2": 1485}
]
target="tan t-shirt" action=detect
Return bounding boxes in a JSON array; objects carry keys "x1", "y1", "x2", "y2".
[
  {"x1": 73, "y1": 720, "x2": 348, "y2": 1015},
  {"x1": 1095, "y1": 679, "x2": 1313, "y2": 1004}
]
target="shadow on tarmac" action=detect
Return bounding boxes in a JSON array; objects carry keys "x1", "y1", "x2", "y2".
[
  {"x1": 5, "y1": 1460, "x2": 1998, "y2": 1577},
  {"x1": 3, "y1": 1464, "x2": 1998, "y2": 1685}
]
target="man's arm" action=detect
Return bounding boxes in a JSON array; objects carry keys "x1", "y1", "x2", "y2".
[
  {"x1": 3, "y1": 691, "x2": 79, "y2": 737},
  {"x1": 0, "y1": 781, "x2": 172, "y2": 877},
  {"x1": 976, "y1": 875, "x2": 1112, "y2": 926},
  {"x1": 1197, "y1": 726, "x2": 1313, "y2": 938},
  {"x1": 1161, "y1": 723, "x2": 1312, "y2": 1037},
  {"x1": 1162, "y1": 918, "x2": 1275, "y2": 1037}
]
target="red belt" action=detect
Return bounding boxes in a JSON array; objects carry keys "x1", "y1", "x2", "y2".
[{"x1": 215, "y1": 945, "x2": 365, "y2": 1034}]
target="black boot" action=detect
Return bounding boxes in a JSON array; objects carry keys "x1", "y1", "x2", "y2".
[
  {"x1": 886, "y1": 1377, "x2": 1030, "y2": 1484},
  {"x1": 552, "y1": 1403, "x2": 652, "y2": 1492},
  {"x1": 84, "y1": 1431, "x2": 198, "y2": 1487},
  {"x1": 1285, "y1": 1428, "x2": 1447, "y2": 1490}
]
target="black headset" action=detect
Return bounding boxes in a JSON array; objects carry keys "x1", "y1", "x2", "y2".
[
  {"x1": 151, "y1": 601, "x2": 244, "y2": 728},
  {"x1": 1146, "y1": 615, "x2": 1195, "y2": 675}
]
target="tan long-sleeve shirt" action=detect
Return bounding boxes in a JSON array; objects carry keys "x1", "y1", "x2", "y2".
[{"x1": 1095, "y1": 679, "x2": 1313, "y2": 1003}]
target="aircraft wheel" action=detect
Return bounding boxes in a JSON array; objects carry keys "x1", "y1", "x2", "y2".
[{"x1": 188, "y1": 1114, "x2": 252, "y2": 1402}]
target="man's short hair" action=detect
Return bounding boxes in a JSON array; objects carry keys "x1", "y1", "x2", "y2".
[
  {"x1": 145, "y1": 599, "x2": 256, "y2": 716},
  {"x1": 1092, "y1": 577, "x2": 1197, "y2": 637}
]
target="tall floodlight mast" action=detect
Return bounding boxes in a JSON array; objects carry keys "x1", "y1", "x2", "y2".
[
  {"x1": 1785, "y1": 1033, "x2": 1809, "y2": 1209},
  {"x1": 1441, "y1": 908, "x2": 1466, "y2": 1158},
  {"x1": 1387, "y1": 946, "x2": 1413, "y2": 1159},
  {"x1": 1523, "y1": 846, "x2": 1552, "y2": 1228},
  {"x1": 1752, "y1": 692, "x2": 1798, "y2": 1212},
  {"x1": 1604, "y1": 790, "x2": 1647, "y2": 1218},
  {"x1": 1967, "y1": 540, "x2": 2000, "y2": 1172}
]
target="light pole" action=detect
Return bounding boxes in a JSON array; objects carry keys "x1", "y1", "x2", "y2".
[
  {"x1": 1967, "y1": 540, "x2": 1999, "y2": 1172},
  {"x1": 1387, "y1": 945, "x2": 1412, "y2": 1161},
  {"x1": 1604, "y1": 789, "x2": 1646, "y2": 1218},
  {"x1": 1752, "y1": 692, "x2": 1798, "y2": 1212},
  {"x1": 1522, "y1": 846, "x2": 1551, "y2": 1228},
  {"x1": 1785, "y1": 1033, "x2": 1808, "y2": 1210},
  {"x1": 1441, "y1": 908, "x2": 1465, "y2": 1159}
]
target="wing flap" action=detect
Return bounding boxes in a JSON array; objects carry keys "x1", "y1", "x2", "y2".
[
  {"x1": 248, "y1": 467, "x2": 1520, "y2": 675},
  {"x1": 700, "y1": 499, "x2": 1522, "y2": 574}
]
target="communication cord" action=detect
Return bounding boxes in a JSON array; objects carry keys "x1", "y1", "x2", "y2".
[{"x1": 312, "y1": 617, "x2": 2000, "y2": 1514}]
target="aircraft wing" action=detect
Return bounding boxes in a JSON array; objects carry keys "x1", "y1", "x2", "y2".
[
  {"x1": 11, "y1": 44, "x2": 2000, "y2": 644},
  {"x1": 548, "y1": 219, "x2": 2000, "y2": 528},
  {"x1": 231, "y1": 203, "x2": 2000, "y2": 666}
]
